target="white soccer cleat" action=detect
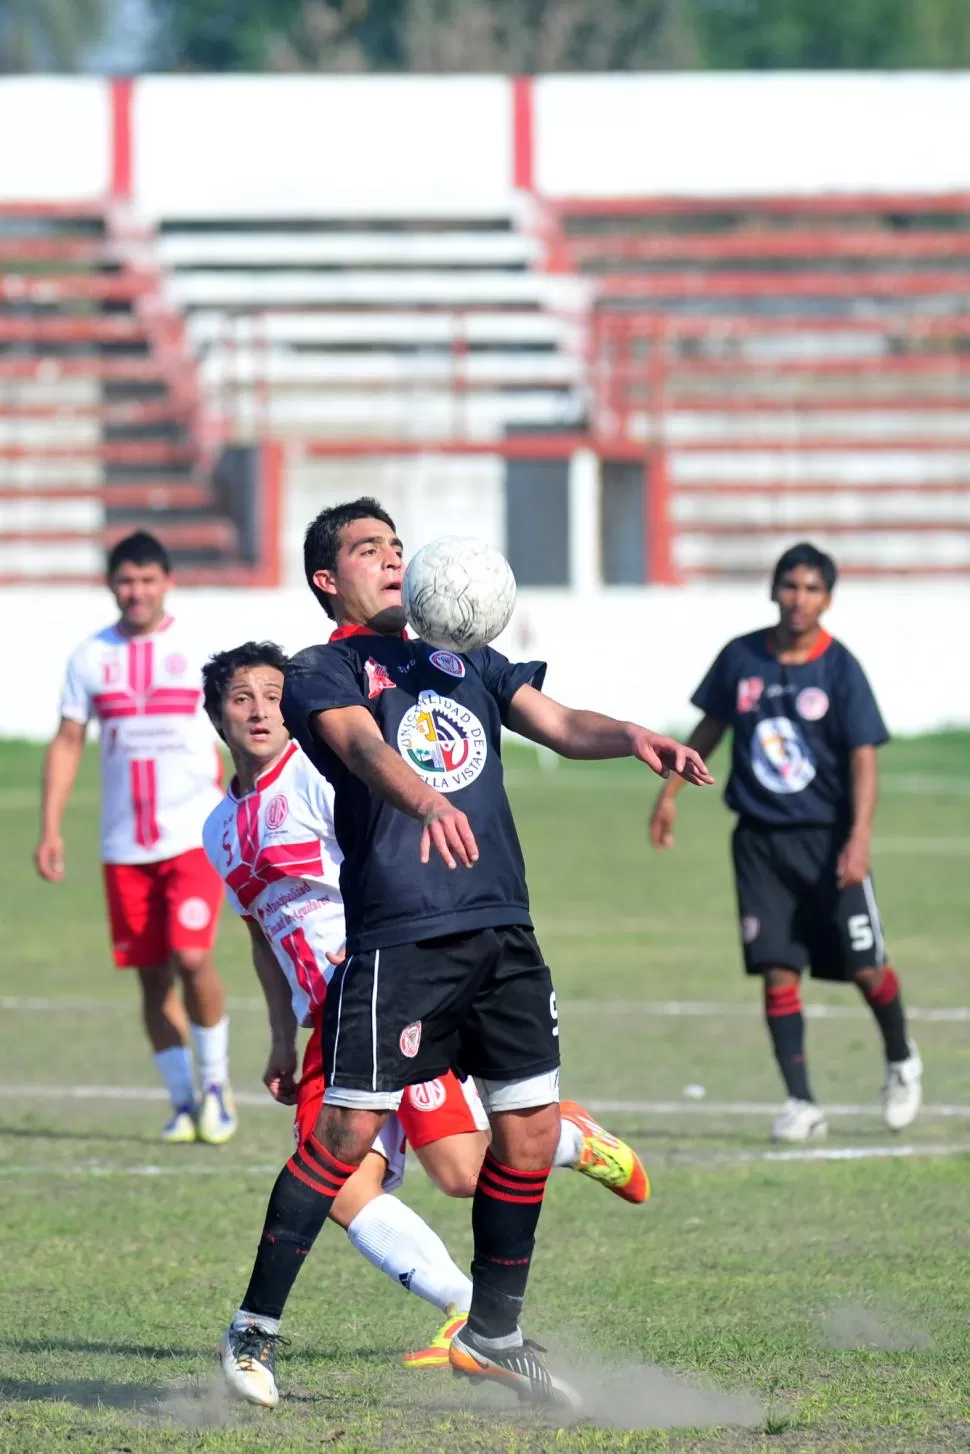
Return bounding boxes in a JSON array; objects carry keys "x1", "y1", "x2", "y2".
[
  {"x1": 197, "y1": 1083, "x2": 238, "y2": 1145},
  {"x1": 220, "y1": 1323, "x2": 283, "y2": 1407},
  {"x1": 772, "y1": 1098, "x2": 828, "y2": 1143},
  {"x1": 882, "y1": 1042, "x2": 923, "y2": 1132},
  {"x1": 161, "y1": 1106, "x2": 197, "y2": 1144}
]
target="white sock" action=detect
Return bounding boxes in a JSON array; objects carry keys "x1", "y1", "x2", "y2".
[
  {"x1": 467, "y1": 1327, "x2": 524, "y2": 1350},
  {"x1": 554, "y1": 1116, "x2": 584, "y2": 1169},
  {"x1": 190, "y1": 1017, "x2": 230, "y2": 1089},
  {"x1": 346, "y1": 1194, "x2": 473, "y2": 1314},
  {"x1": 154, "y1": 1046, "x2": 195, "y2": 1110},
  {"x1": 232, "y1": 1308, "x2": 280, "y2": 1335}
]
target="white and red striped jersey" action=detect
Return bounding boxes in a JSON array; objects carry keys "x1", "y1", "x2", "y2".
[
  {"x1": 202, "y1": 742, "x2": 344, "y2": 1027},
  {"x1": 59, "y1": 615, "x2": 223, "y2": 865}
]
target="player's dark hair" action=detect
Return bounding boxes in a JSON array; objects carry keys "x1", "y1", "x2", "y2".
[
  {"x1": 202, "y1": 641, "x2": 289, "y2": 736},
  {"x1": 771, "y1": 541, "x2": 838, "y2": 597},
  {"x1": 106, "y1": 531, "x2": 171, "y2": 579},
  {"x1": 303, "y1": 497, "x2": 397, "y2": 619}
]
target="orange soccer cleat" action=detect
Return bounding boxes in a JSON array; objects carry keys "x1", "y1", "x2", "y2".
[
  {"x1": 560, "y1": 1099, "x2": 650, "y2": 1204},
  {"x1": 401, "y1": 1305, "x2": 468, "y2": 1369}
]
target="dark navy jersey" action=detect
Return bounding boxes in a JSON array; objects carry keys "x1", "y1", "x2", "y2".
[
  {"x1": 282, "y1": 628, "x2": 545, "y2": 952},
  {"x1": 691, "y1": 628, "x2": 889, "y2": 827}
]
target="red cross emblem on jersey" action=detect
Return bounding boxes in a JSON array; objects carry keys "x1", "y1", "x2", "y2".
[{"x1": 225, "y1": 795, "x2": 324, "y2": 912}]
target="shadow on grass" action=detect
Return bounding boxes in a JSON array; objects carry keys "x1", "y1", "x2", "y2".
[
  {"x1": 0, "y1": 1338, "x2": 200, "y2": 1360},
  {"x1": 0, "y1": 1375, "x2": 170, "y2": 1409}
]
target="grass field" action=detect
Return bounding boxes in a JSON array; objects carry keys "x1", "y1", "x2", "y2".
[{"x1": 1, "y1": 734, "x2": 969, "y2": 1454}]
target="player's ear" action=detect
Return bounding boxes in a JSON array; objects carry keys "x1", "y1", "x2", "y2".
[{"x1": 312, "y1": 568, "x2": 339, "y2": 600}]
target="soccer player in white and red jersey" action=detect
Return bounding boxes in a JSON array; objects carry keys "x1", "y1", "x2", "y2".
[
  {"x1": 201, "y1": 640, "x2": 649, "y2": 1408},
  {"x1": 34, "y1": 532, "x2": 236, "y2": 1145}
]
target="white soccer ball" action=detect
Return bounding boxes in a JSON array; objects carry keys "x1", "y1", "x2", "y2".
[{"x1": 403, "y1": 536, "x2": 517, "y2": 653}]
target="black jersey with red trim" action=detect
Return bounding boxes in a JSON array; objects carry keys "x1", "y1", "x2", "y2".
[
  {"x1": 691, "y1": 628, "x2": 889, "y2": 827},
  {"x1": 281, "y1": 628, "x2": 546, "y2": 952}
]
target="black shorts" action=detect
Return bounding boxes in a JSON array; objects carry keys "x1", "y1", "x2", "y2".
[
  {"x1": 322, "y1": 924, "x2": 561, "y2": 1094},
  {"x1": 732, "y1": 819, "x2": 887, "y2": 982}
]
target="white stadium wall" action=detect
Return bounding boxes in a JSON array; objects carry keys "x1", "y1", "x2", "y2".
[
  {"x1": 3, "y1": 581, "x2": 968, "y2": 743},
  {"x1": 4, "y1": 74, "x2": 970, "y2": 207}
]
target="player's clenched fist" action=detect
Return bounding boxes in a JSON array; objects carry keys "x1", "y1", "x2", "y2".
[
  {"x1": 34, "y1": 834, "x2": 65, "y2": 883},
  {"x1": 263, "y1": 1040, "x2": 299, "y2": 1106},
  {"x1": 631, "y1": 729, "x2": 715, "y2": 786},
  {"x1": 420, "y1": 798, "x2": 479, "y2": 870}
]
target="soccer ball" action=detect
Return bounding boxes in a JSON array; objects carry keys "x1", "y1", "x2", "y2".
[{"x1": 403, "y1": 536, "x2": 517, "y2": 653}]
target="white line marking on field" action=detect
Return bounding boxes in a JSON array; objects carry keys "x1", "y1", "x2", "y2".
[
  {"x1": 4, "y1": 995, "x2": 969, "y2": 1024},
  {"x1": 0, "y1": 1143, "x2": 965, "y2": 1180},
  {"x1": 2, "y1": 1083, "x2": 969, "y2": 1121}
]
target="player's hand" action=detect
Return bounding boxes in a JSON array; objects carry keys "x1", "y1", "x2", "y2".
[
  {"x1": 325, "y1": 946, "x2": 346, "y2": 967},
  {"x1": 649, "y1": 793, "x2": 677, "y2": 850},
  {"x1": 263, "y1": 1040, "x2": 299, "y2": 1105},
  {"x1": 419, "y1": 799, "x2": 479, "y2": 870},
  {"x1": 34, "y1": 834, "x2": 65, "y2": 882},
  {"x1": 632, "y1": 730, "x2": 715, "y2": 787},
  {"x1": 836, "y1": 833, "x2": 870, "y2": 889}
]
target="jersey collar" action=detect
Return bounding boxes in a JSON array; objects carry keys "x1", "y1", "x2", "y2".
[
  {"x1": 329, "y1": 623, "x2": 406, "y2": 642},
  {"x1": 765, "y1": 627, "x2": 832, "y2": 662},
  {"x1": 228, "y1": 739, "x2": 299, "y2": 800}
]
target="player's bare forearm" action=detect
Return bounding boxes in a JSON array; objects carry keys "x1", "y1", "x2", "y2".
[
  {"x1": 39, "y1": 720, "x2": 85, "y2": 837},
  {"x1": 313, "y1": 708, "x2": 439, "y2": 820},
  {"x1": 658, "y1": 715, "x2": 727, "y2": 801},
  {"x1": 507, "y1": 686, "x2": 715, "y2": 785},
  {"x1": 312, "y1": 705, "x2": 478, "y2": 869},
  {"x1": 247, "y1": 922, "x2": 297, "y2": 1046},
  {"x1": 848, "y1": 745, "x2": 879, "y2": 841}
]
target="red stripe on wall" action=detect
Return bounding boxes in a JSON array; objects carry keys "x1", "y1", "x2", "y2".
[
  {"x1": 512, "y1": 76, "x2": 534, "y2": 193},
  {"x1": 110, "y1": 78, "x2": 133, "y2": 202}
]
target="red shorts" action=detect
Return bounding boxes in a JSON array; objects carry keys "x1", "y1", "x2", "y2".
[
  {"x1": 294, "y1": 1020, "x2": 488, "y2": 1151},
  {"x1": 103, "y1": 847, "x2": 223, "y2": 969}
]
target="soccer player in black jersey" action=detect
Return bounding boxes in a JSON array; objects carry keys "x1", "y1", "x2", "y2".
[
  {"x1": 650, "y1": 542, "x2": 922, "y2": 1144},
  {"x1": 225, "y1": 498, "x2": 712, "y2": 1409}
]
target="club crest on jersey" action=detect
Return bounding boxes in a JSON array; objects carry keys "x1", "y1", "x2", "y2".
[
  {"x1": 796, "y1": 687, "x2": 830, "y2": 721},
  {"x1": 751, "y1": 716, "x2": 817, "y2": 795},
  {"x1": 365, "y1": 658, "x2": 397, "y2": 699},
  {"x1": 396, "y1": 690, "x2": 487, "y2": 794},
  {"x1": 400, "y1": 1021, "x2": 422, "y2": 1058},
  {"x1": 737, "y1": 676, "x2": 764, "y2": 713},
  {"x1": 429, "y1": 650, "x2": 465, "y2": 679},
  {"x1": 407, "y1": 1078, "x2": 446, "y2": 1111},
  {"x1": 165, "y1": 652, "x2": 187, "y2": 677},
  {"x1": 265, "y1": 793, "x2": 288, "y2": 830}
]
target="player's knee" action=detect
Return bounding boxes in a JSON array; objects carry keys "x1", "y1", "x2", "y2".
[
  {"x1": 489, "y1": 1103, "x2": 560, "y2": 1171},
  {"x1": 136, "y1": 963, "x2": 174, "y2": 1004},
  {"x1": 426, "y1": 1155, "x2": 480, "y2": 1200},
  {"x1": 315, "y1": 1104, "x2": 382, "y2": 1167},
  {"x1": 853, "y1": 966, "x2": 881, "y2": 994},
  {"x1": 171, "y1": 948, "x2": 211, "y2": 978}
]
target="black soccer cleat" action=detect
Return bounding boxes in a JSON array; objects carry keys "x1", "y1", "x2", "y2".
[{"x1": 449, "y1": 1326, "x2": 581, "y2": 1410}]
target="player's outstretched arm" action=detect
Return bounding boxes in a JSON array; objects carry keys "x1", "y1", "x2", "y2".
[
  {"x1": 649, "y1": 714, "x2": 727, "y2": 850},
  {"x1": 311, "y1": 706, "x2": 479, "y2": 870},
  {"x1": 34, "y1": 716, "x2": 86, "y2": 882},
  {"x1": 505, "y1": 684, "x2": 715, "y2": 785},
  {"x1": 246, "y1": 921, "x2": 299, "y2": 1104}
]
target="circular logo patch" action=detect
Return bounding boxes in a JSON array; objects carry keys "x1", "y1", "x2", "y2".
[
  {"x1": 408, "y1": 1078, "x2": 446, "y2": 1112},
  {"x1": 396, "y1": 691, "x2": 487, "y2": 794},
  {"x1": 399, "y1": 1021, "x2": 422, "y2": 1059},
  {"x1": 741, "y1": 915, "x2": 760, "y2": 944},
  {"x1": 177, "y1": 896, "x2": 212, "y2": 932},
  {"x1": 266, "y1": 793, "x2": 288, "y2": 830},
  {"x1": 164, "y1": 652, "x2": 188, "y2": 677},
  {"x1": 751, "y1": 716, "x2": 817, "y2": 795},
  {"x1": 429, "y1": 650, "x2": 466, "y2": 679},
  {"x1": 796, "y1": 687, "x2": 830, "y2": 721}
]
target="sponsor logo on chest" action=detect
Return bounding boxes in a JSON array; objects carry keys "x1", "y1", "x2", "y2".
[{"x1": 396, "y1": 690, "x2": 487, "y2": 793}]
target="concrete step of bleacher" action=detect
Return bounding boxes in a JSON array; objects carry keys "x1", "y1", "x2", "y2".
[{"x1": 158, "y1": 232, "x2": 541, "y2": 269}]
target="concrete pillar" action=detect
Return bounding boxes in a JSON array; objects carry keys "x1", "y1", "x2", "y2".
[{"x1": 568, "y1": 447, "x2": 601, "y2": 591}]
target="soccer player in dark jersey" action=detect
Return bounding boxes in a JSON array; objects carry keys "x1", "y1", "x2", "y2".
[
  {"x1": 222, "y1": 497, "x2": 712, "y2": 1409},
  {"x1": 650, "y1": 541, "x2": 922, "y2": 1144}
]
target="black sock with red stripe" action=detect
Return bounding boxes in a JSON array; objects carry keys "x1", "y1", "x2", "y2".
[
  {"x1": 859, "y1": 967, "x2": 909, "y2": 1063},
  {"x1": 467, "y1": 1149, "x2": 550, "y2": 1340},
  {"x1": 764, "y1": 981, "x2": 813, "y2": 1102},
  {"x1": 241, "y1": 1135, "x2": 357, "y2": 1321}
]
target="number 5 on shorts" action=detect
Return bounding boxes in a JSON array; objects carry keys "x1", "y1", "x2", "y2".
[{"x1": 848, "y1": 913, "x2": 874, "y2": 953}]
